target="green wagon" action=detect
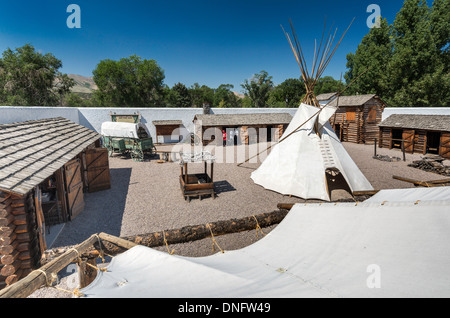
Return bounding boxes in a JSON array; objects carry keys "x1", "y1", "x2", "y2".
[{"x1": 101, "y1": 121, "x2": 156, "y2": 162}]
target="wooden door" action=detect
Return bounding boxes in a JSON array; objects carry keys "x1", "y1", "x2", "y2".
[
  {"x1": 64, "y1": 158, "x2": 85, "y2": 220},
  {"x1": 34, "y1": 187, "x2": 47, "y2": 254},
  {"x1": 440, "y1": 133, "x2": 450, "y2": 159},
  {"x1": 402, "y1": 130, "x2": 415, "y2": 153},
  {"x1": 84, "y1": 148, "x2": 111, "y2": 193}
]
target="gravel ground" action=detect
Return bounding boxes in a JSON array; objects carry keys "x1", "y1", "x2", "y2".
[{"x1": 29, "y1": 142, "x2": 449, "y2": 298}]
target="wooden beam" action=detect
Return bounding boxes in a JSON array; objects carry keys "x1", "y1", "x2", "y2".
[
  {"x1": 392, "y1": 175, "x2": 450, "y2": 187},
  {"x1": 43, "y1": 210, "x2": 291, "y2": 264},
  {"x1": 98, "y1": 210, "x2": 289, "y2": 256},
  {"x1": 0, "y1": 234, "x2": 99, "y2": 298},
  {"x1": 352, "y1": 190, "x2": 380, "y2": 196}
]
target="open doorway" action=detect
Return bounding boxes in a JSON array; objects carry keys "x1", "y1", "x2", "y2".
[
  {"x1": 334, "y1": 124, "x2": 342, "y2": 141},
  {"x1": 391, "y1": 129, "x2": 403, "y2": 149},
  {"x1": 426, "y1": 131, "x2": 441, "y2": 154}
]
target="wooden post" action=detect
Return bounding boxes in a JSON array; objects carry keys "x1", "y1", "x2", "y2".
[
  {"x1": 374, "y1": 139, "x2": 377, "y2": 157},
  {"x1": 78, "y1": 258, "x2": 97, "y2": 289},
  {"x1": 402, "y1": 140, "x2": 406, "y2": 161},
  {"x1": 210, "y1": 162, "x2": 214, "y2": 183}
]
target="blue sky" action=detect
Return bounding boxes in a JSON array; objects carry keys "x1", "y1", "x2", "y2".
[{"x1": 0, "y1": 0, "x2": 406, "y2": 92}]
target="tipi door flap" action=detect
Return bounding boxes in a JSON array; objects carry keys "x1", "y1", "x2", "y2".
[
  {"x1": 64, "y1": 158, "x2": 85, "y2": 220},
  {"x1": 84, "y1": 148, "x2": 111, "y2": 193},
  {"x1": 402, "y1": 130, "x2": 415, "y2": 153},
  {"x1": 440, "y1": 133, "x2": 450, "y2": 159}
]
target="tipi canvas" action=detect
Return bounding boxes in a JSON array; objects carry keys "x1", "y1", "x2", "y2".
[
  {"x1": 251, "y1": 103, "x2": 374, "y2": 201},
  {"x1": 251, "y1": 19, "x2": 373, "y2": 201}
]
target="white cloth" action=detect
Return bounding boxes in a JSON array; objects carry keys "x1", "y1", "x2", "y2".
[
  {"x1": 100, "y1": 122, "x2": 150, "y2": 139},
  {"x1": 81, "y1": 187, "x2": 450, "y2": 298},
  {"x1": 251, "y1": 103, "x2": 373, "y2": 201}
]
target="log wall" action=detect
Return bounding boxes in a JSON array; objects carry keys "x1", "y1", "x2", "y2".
[
  {"x1": 330, "y1": 97, "x2": 385, "y2": 145},
  {"x1": 363, "y1": 99, "x2": 384, "y2": 144},
  {"x1": 378, "y1": 127, "x2": 450, "y2": 158},
  {"x1": 0, "y1": 191, "x2": 41, "y2": 290}
]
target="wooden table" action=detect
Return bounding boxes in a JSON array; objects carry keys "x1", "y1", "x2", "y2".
[{"x1": 179, "y1": 152, "x2": 215, "y2": 202}]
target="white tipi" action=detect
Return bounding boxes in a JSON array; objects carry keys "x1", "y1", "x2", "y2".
[
  {"x1": 251, "y1": 103, "x2": 374, "y2": 201},
  {"x1": 250, "y1": 19, "x2": 374, "y2": 201}
]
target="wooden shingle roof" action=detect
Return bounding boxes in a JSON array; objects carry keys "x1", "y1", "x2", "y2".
[
  {"x1": 193, "y1": 113, "x2": 292, "y2": 127},
  {"x1": 0, "y1": 117, "x2": 100, "y2": 196},
  {"x1": 327, "y1": 94, "x2": 380, "y2": 107},
  {"x1": 152, "y1": 120, "x2": 183, "y2": 126},
  {"x1": 379, "y1": 114, "x2": 450, "y2": 132}
]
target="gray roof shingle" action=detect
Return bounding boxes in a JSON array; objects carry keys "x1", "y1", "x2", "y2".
[
  {"x1": 379, "y1": 114, "x2": 450, "y2": 132},
  {"x1": 0, "y1": 117, "x2": 100, "y2": 195},
  {"x1": 327, "y1": 94, "x2": 379, "y2": 107},
  {"x1": 194, "y1": 113, "x2": 292, "y2": 127},
  {"x1": 152, "y1": 120, "x2": 183, "y2": 126}
]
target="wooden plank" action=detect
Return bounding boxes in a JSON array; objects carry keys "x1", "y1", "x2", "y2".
[
  {"x1": 34, "y1": 187, "x2": 47, "y2": 254},
  {"x1": 0, "y1": 234, "x2": 99, "y2": 298},
  {"x1": 64, "y1": 158, "x2": 85, "y2": 220},
  {"x1": 392, "y1": 175, "x2": 450, "y2": 187},
  {"x1": 402, "y1": 129, "x2": 415, "y2": 153},
  {"x1": 84, "y1": 148, "x2": 111, "y2": 193},
  {"x1": 440, "y1": 133, "x2": 450, "y2": 159}
]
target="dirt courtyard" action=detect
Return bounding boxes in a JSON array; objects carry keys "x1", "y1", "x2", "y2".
[{"x1": 49, "y1": 141, "x2": 449, "y2": 257}]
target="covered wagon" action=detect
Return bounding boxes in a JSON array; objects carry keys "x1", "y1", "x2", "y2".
[{"x1": 101, "y1": 122, "x2": 156, "y2": 162}]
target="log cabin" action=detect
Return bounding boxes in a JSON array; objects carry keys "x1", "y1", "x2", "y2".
[
  {"x1": 0, "y1": 117, "x2": 111, "y2": 289},
  {"x1": 378, "y1": 114, "x2": 450, "y2": 159},
  {"x1": 317, "y1": 93, "x2": 387, "y2": 144}
]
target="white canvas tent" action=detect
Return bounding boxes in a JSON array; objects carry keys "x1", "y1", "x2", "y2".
[
  {"x1": 100, "y1": 122, "x2": 151, "y2": 139},
  {"x1": 250, "y1": 103, "x2": 374, "y2": 201},
  {"x1": 80, "y1": 187, "x2": 450, "y2": 298}
]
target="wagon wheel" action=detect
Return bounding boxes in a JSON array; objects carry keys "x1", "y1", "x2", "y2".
[
  {"x1": 107, "y1": 145, "x2": 114, "y2": 157},
  {"x1": 131, "y1": 148, "x2": 144, "y2": 162}
]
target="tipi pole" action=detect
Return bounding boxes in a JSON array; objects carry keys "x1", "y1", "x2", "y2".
[{"x1": 237, "y1": 67, "x2": 370, "y2": 167}]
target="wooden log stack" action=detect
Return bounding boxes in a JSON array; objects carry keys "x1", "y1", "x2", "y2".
[
  {"x1": 0, "y1": 191, "x2": 41, "y2": 289},
  {"x1": 408, "y1": 155, "x2": 450, "y2": 176}
]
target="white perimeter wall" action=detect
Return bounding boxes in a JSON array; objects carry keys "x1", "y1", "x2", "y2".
[
  {"x1": 1, "y1": 106, "x2": 449, "y2": 138},
  {"x1": 0, "y1": 106, "x2": 299, "y2": 138}
]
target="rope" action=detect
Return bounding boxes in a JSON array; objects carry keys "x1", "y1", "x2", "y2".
[
  {"x1": 34, "y1": 269, "x2": 84, "y2": 297},
  {"x1": 85, "y1": 261, "x2": 108, "y2": 273},
  {"x1": 163, "y1": 230, "x2": 175, "y2": 255},
  {"x1": 94, "y1": 234, "x2": 106, "y2": 263},
  {"x1": 206, "y1": 224, "x2": 224, "y2": 254},
  {"x1": 252, "y1": 215, "x2": 266, "y2": 239}
]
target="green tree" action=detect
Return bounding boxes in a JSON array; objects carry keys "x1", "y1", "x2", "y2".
[
  {"x1": 213, "y1": 84, "x2": 240, "y2": 108},
  {"x1": 344, "y1": 0, "x2": 449, "y2": 107},
  {"x1": 268, "y1": 78, "x2": 305, "y2": 108},
  {"x1": 189, "y1": 83, "x2": 214, "y2": 107},
  {"x1": 386, "y1": 0, "x2": 449, "y2": 107},
  {"x1": 314, "y1": 76, "x2": 343, "y2": 96},
  {"x1": 241, "y1": 70, "x2": 274, "y2": 108},
  {"x1": 0, "y1": 44, "x2": 74, "y2": 106},
  {"x1": 344, "y1": 18, "x2": 392, "y2": 97},
  {"x1": 93, "y1": 55, "x2": 165, "y2": 107},
  {"x1": 166, "y1": 82, "x2": 192, "y2": 107}
]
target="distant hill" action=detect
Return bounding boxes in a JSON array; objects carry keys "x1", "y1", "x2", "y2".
[
  {"x1": 67, "y1": 74, "x2": 97, "y2": 94},
  {"x1": 233, "y1": 91, "x2": 245, "y2": 99}
]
